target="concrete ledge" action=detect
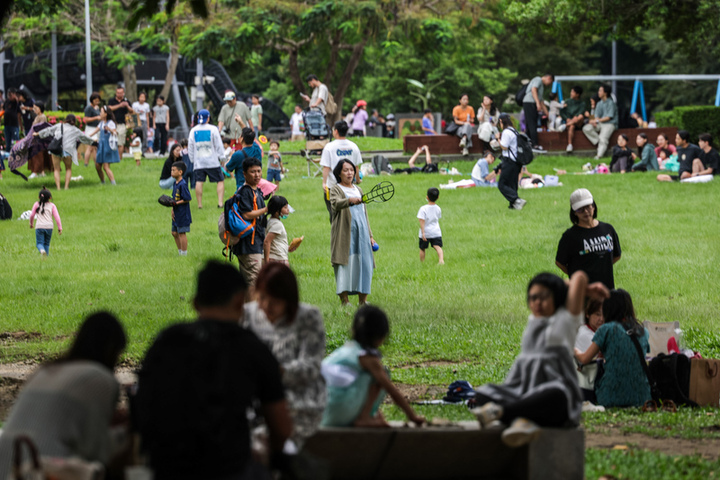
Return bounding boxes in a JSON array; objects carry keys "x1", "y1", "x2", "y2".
[{"x1": 302, "y1": 422, "x2": 584, "y2": 480}]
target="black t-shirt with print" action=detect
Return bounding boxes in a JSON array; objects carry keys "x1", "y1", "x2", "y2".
[
  {"x1": 677, "y1": 143, "x2": 703, "y2": 176},
  {"x1": 137, "y1": 319, "x2": 285, "y2": 480},
  {"x1": 700, "y1": 148, "x2": 720, "y2": 175},
  {"x1": 556, "y1": 221, "x2": 622, "y2": 289}
]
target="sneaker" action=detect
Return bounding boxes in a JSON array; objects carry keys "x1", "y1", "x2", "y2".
[
  {"x1": 566, "y1": 144, "x2": 573, "y2": 153},
  {"x1": 512, "y1": 198, "x2": 527, "y2": 210},
  {"x1": 558, "y1": 124, "x2": 567, "y2": 132},
  {"x1": 531, "y1": 145, "x2": 545, "y2": 154},
  {"x1": 28, "y1": 173, "x2": 38, "y2": 179},
  {"x1": 471, "y1": 402, "x2": 504, "y2": 428},
  {"x1": 459, "y1": 136, "x2": 467, "y2": 148},
  {"x1": 462, "y1": 147, "x2": 469, "y2": 157},
  {"x1": 594, "y1": 155, "x2": 601, "y2": 160},
  {"x1": 501, "y1": 418, "x2": 540, "y2": 447},
  {"x1": 40, "y1": 250, "x2": 47, "y2": 258}
]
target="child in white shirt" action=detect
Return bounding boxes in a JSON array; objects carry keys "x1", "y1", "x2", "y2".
[
  {"x1": 417, "y1": 187, "x2": 444, "y2": 264},
  {"x1": 129, "y1": 127, "x2": 143, "y2": 166}
]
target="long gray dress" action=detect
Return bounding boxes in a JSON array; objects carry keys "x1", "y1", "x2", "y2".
[{"x1": 475, "y1": 307, "x2": 584, "y2": 425}]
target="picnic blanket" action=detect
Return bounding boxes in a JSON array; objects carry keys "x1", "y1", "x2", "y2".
[{"x1": 8, "y1": 123, "x2": 53, "y2": 180}]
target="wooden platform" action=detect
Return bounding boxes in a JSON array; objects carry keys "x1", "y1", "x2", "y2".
[
  {"x1": 302, "y1": 422, "x2": 584, "y2": 480},
  {"x1": 403, "y1": 127, "x2": 678, "y2": 154}
]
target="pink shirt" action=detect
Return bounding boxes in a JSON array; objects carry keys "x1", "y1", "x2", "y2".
[
  {"x1": 655, "y1": 144, "x2": 676, "y2": 157},
  {"x1": 30, "y1": 201, "x2": 62, "y2": 231}
]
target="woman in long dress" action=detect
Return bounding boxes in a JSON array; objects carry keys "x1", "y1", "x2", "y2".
[
  {"x1": 329, "y1": 159, "x2": 374, "y2": 306},
  {"x1": 470, "y1": 271, "x2": 609, "y2": 447}
]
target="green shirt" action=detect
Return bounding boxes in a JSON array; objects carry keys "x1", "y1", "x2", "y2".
[
  {"x1": 561, "y1": 98, "x2": 585, "y2": 120},
  {"x1": 595, "y1": 99, "x2": 618, "y2": 127}
]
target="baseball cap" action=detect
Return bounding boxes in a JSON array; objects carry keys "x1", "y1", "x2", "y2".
[
  {"x1": 356, "y1": 100, "x2": 367, "y2": 107},
  {"x1": 223, "y1": 91, "x2": 236, "y2": 101},
  {"x1": 198, "y1": 109, "x2": 210, "y2": 125},
  {"x1": 570, "y1": 188, "x2": 593, "y2": 211}
]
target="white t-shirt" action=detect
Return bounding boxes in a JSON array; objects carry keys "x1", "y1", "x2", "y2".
[
  {"x1": 575, "y1": 324, "x2": 595, "y2": 352},
  {"x1": 320, "y1": 138, "x2": 363, "y2": 189},
  {"x1": 132, "y1": 101, "x2": 151, "y2": 122},
  {"x1": 417, "y1": 204, "x2": 442, "y2": 239},
  {"x1": 129, "y1": 137, "x2": 142, "y2": 154},
  {"x1": 290, "y1": 112, "x2": 304, "y2": 135},
  {"x1": 311, "y1": 84, "x2": 329, "y2": 115},
  {"x1": 266, "y1": 218, "x2": 289, "y2": 261},
  {"x1": 500, "y1": 129, "x2": 518, "y2": 159}
]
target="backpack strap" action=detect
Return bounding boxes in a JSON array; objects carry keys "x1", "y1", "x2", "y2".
[{"x1": 626, "y1": 324, "x2": 662, "y2": 401}]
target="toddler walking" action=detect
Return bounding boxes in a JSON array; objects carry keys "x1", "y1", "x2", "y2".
[
  {"x1": 130, "y1": 127, "x2": 143, "y2": 166},
  {"x1": 29, "y1": 187, "x2": 62, "y2": 257},
  {"x1": 417, "y1": 187, "x2": 444, "y2": 264},
  {"x1": 321, "y1": 305, "x2": 426, "y2": 427}
]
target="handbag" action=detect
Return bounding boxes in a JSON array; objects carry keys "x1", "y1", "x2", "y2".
[
  {"x1": 688, "y1": 358, "x2": 720, "y2": 407},
  {"x1": 8, "y1": 435, "x2": 105, "y2": 480},
  {"x1": 648, "y1": 353, "x2": 697, "y2": 407},
  {"x1": 444, "y1": 121, "x2": 459, "y2": 135},
  {"x1": 48, "y1": 124, "x2": 64, "y2": 156}
]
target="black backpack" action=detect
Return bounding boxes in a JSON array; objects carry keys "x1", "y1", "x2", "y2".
[
  {"x1": 515, "y1": 84, "x2": 528, "y2": 107},
  {"x1": 0, "y1": 192, "x2": 12, "y2": 220},
  {"x1": 508, "y1": 128, "x2": 534, "y2": 165},
  {"x1": 421, "y1": 162, "x2": 439, "y2": 173},
  {"x1": 649, "y1": 353, "x2": 698, "y2": 407}
]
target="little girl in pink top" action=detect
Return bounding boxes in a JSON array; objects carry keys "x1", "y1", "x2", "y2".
[{"x1": 29, "y1": 187, "x2": 62, "y2": 257}]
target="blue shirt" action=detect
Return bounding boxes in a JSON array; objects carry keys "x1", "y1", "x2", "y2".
[
  {"x1": 422, "y1": 117, "x2": 434, "y2": 134},
  {"x1": 226, "y1": 143, "x2": 263, "y2": 190},
  {"x1": 172, "y1": 179, "x2": 192, "y2": 228}
]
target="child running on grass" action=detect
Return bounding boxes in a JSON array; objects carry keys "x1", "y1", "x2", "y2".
[
  {"x1": 321, "y1": 305, "x2": 426, "y2": 427},
  {"x1": 417, "y1": 187, "x2": 444, "y2": 264},
  {"x1": 170, "y1": 161, "x2": 191, "y2": 256},
  {"x1": 29, "y1": 186, "x2": 62, "y2": 257}
]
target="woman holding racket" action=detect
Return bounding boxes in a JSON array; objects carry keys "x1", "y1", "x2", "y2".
[{"x1": 329, "y1": 159, "x2": 375, "y2": 306}]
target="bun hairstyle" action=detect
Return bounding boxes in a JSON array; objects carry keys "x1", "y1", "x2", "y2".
[
  {"x1": 38, "y1": 187, "x2": 52, "y2": 215},
  {"x1": 352, "y1": 305, "x2": 390, "y2": 349}
]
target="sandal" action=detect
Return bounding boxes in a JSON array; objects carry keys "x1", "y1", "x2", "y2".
[
  {"x1": 642, "y1": 400, "x2": 658, "y2": 412},
  {"x1": 661, "y1": 400, "x2": 678, "y2": 413}
]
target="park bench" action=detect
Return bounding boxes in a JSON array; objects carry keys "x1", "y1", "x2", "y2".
[
  {"x1": 403, "y1": 127, "x2": 678, "y2": 154},
  {"x1": 301, "y1": 421, "x2": 584, "y2": 480}
]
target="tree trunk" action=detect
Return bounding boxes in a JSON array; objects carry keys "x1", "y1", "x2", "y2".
[
  {"x1": 159, "y1": 42, "x2": 180, "y2": 101},
  {"x1": 287, "y1": 48, "x2": 306, "y2": 95},
  {"x1": 122, "y1": 64, "x2": 138, "y2": 103},
  {"x1": 331, "y1": 39, "x2": 368, "y2": 123},
  {"x1": 323, "y1": 32, "x2": 341, "y2": 85}
]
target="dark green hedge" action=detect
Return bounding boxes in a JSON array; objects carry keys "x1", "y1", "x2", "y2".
[{"x1": 655, "y1": 106, "x2": 720, "y2": 143}]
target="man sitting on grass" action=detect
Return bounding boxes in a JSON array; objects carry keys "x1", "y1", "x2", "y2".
[{"x1": 657, "y1": 130, "x2": 703, "y2": 182}]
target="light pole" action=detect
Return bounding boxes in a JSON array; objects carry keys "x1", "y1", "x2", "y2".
[{"x1": 85, "y1": 0, "x2": 92, "y2": 102}]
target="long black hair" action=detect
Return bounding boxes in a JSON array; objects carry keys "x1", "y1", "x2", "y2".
[
  {"x1": 636, "y1": 132, "x2": 648, "y2": 157},
  {"x1": 498, "y1": 114, "x2": 513, "y2": 131},
  {"x1": 603, "y1": 289, "x2": 643, "y2": 335},
  {"x1": 61, "y1": 311, "x2": 127, "y2": 370},
  {"x1": 38, "y1": 186, "x2": 52, "y2": 215},
  {"x1": 484, "y1": 95, "x2": 497, "y2": 116}
]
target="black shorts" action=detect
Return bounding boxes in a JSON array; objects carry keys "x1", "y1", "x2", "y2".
[
  {"x1": 194, "y1": 167, "x2": 224, "y2": 183},
  {"x1": 419, "y1": 237, "x2": 443, "y2": 250}
]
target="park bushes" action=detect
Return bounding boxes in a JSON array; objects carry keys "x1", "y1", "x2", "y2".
[
  {"x1": 45, "y1": 111, "x2": 87, "y2": 124},
  {"x1": 655, "y1": 106, "x2": 720, "y2": 142}
]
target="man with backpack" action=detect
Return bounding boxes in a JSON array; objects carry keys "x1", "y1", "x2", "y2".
[
  {"x1": 232, "y1": 157, "x2": 267, "y2": 288},
  {"x1": 301, "y1": 74, "x2": 329, "y2": 116},
  {"x1": 520, "y1": 73, "x2": 554, "y2": 152},
  {"x1": 495, "y1": 114, "x2": 528, "y2": 210},
  {"x1": 136, "y1": 260, "x2": 291, "y2": 480}
]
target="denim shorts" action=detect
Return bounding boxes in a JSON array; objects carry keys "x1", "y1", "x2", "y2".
[{"x1": 266, "y1": 168, "x2": 282, "y2": 182}]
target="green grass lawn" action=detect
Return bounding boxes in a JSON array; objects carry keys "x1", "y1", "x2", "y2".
[{"x1": 1, "y1": 152, "x2": 719, "y2": 476}]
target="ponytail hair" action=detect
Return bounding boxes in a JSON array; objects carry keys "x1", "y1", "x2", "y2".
[{"x1": 38, "y1": 187, "x2": 52, "y2": 215}]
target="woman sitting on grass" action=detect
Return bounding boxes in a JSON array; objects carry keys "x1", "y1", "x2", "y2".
[
  {"x1": 321, "y1": 305, "x2": 425, "y2": 428},
  {"x1": 0, "y1": 312, "x2": 128, "y2": 479},
  {"x1": 574, "y1": 289, "x2": 651, "y2": 408},
  {"x1": 471, "y1": 271, "x2": 609, "y2": 447}
]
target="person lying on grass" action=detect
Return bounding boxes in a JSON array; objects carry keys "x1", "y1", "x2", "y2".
[
  {"x1": 321, "y1": 305, "x2": 426, "y2": 428},
  {"x1": 470, "y1": 271, "x2": 609, "y2": 448}
]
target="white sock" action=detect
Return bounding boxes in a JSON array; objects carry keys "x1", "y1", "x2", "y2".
[{"x1": 179, "y1": 250, "x2": 187, "y2": 256}]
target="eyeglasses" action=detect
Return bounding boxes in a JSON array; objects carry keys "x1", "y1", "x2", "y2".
[
  {"x1": 527, "y1": 291, "x2": 552, "y2": 303},
  {"x1": 574, "y1": 205, "x2": 593, "y2": 213}
]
